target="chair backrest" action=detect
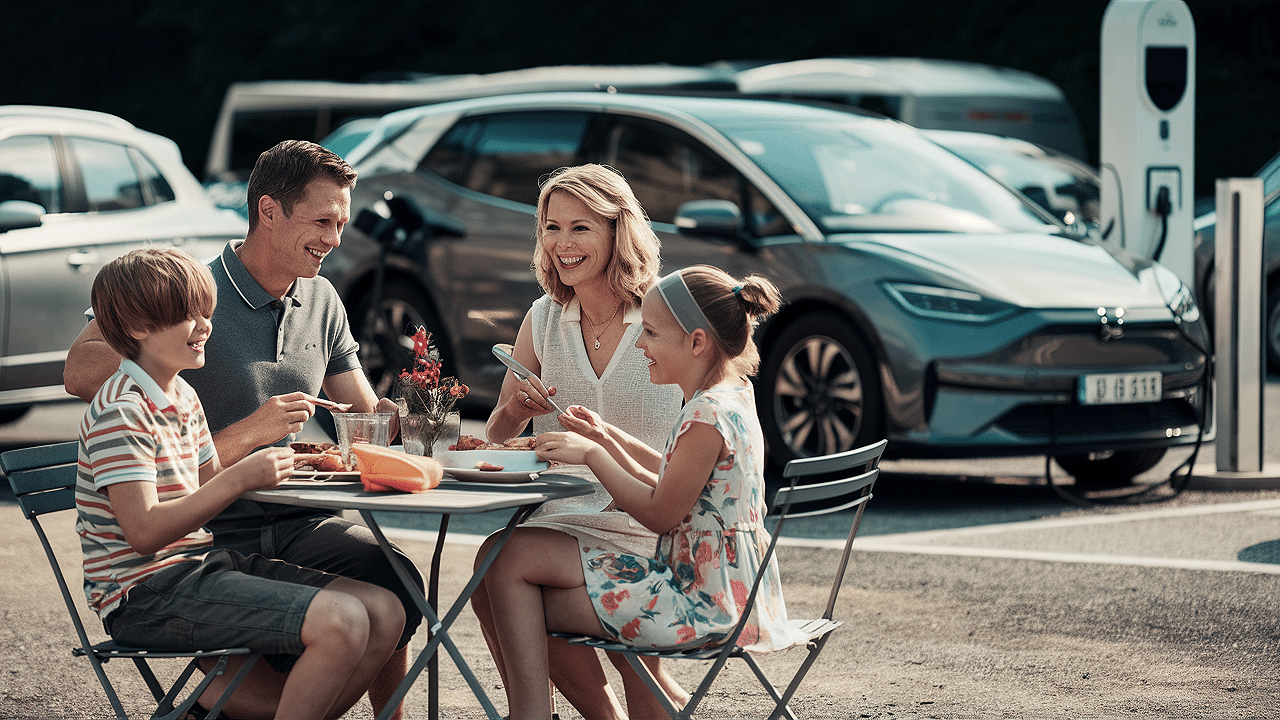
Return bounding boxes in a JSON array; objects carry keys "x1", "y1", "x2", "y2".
[
  {"x1": 774, "y1": 439, "x2": 887, "y2": 621},
  {"x1": 712, "y1": 439, "x2": 885, "y2": 653},
  {"x1": 2, "y1": 441, "x2": 80, "y2": 518}
]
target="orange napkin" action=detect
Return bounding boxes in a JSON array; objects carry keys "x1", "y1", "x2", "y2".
[{"x1": 350, "y1": 444, "x2": 444, "y2": 493}]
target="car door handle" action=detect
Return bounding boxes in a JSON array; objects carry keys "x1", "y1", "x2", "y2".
[{"x1": 67, "y1": 250, "x2": 98, "y2": 271}]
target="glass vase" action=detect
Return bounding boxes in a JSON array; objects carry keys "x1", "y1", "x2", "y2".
[{"x1": 400, "y1": 411, "x2": 461, "y2": 457}]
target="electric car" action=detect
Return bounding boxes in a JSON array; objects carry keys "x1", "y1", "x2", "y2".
[{"x1": 323, "y1": 92, "x2": 1209, "y2": 483}]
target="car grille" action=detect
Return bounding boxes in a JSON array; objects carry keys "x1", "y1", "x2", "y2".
[{"x1": 992, "y1": 400, "x2": 1199, "y2": 440}]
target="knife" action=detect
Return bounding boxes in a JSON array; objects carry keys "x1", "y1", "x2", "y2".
[{"x1": 492, "y1": 344, "x2": 567, "y2": 415}]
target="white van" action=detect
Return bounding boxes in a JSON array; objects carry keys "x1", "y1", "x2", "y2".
[
  {"x1": 202, "y1": 65, "x2": 737, "y2": 184},
  {"x1": 732, "y1": 57, "x2": 1088, "y2": 160}
]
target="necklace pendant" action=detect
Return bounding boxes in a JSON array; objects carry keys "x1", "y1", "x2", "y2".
[{"x1": 594, "y1": 339, "x2": 601, "y2": 350}]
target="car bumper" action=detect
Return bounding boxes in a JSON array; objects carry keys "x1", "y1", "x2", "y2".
[{"x1": 888, "y1": 320, "x2": 1210, "y2": 458}]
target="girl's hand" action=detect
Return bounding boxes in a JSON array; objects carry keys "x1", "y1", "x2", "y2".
[
  {"x1": 557, "y1": 405, "x2": 608, "y2": 444},
  {"x1": 532, "y1": 430, "x2": 599, "y2": 466}
]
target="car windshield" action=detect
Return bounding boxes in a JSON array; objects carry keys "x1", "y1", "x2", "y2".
[{"x1": 723, "y1": 119, "x2": 1054, "y2": 234}]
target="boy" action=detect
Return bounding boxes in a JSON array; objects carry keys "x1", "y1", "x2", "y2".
[{"x1": 76, "y1": 248, "x2": 404, "y2": 720}]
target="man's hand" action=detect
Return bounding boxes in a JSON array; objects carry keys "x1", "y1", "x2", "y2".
[
  {"x1": 213, "y1": 392, "x2": 316, "y2": 464},
  {"x1": 252, "y1": 391, "x2": 317, "y2": 440}
]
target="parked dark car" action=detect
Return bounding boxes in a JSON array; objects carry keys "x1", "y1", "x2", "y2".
[
  {"x1": 322, "y1": 92, "x2": 1209, "y2": 484},
  {"x1": 923, "y1": 129, "x2": 1101, "y2": 238},
  {"x1": 0, "y1": 106, "x2": 243, "y2": 423}
]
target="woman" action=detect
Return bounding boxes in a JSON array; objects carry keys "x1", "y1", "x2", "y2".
[{"x1": 475, "y1": 164, "x2": 687, "y2": 718}]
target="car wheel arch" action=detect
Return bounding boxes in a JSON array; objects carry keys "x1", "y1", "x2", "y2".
[
  {"x1": 754, "y1": 298, "x2": 891, "y2": 467},
  {"x1": 341, "y1": 267, "x2": 452, "y2": 395}
]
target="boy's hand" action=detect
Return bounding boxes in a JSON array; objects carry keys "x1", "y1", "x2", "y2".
[{"x1": 237, "y1": 446, "x2": 295, "y2": 491}]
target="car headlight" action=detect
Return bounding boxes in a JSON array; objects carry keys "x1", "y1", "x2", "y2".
[
  {"x1": 881, "y1": 282, "x2": 1017, "y2": 323},
  {"x1": 1151, "y1": 265, "x2": 1201, "y2": 324},
  {"x1": 1165, "y1": 280, "x2": 1201, "y2": 324}
]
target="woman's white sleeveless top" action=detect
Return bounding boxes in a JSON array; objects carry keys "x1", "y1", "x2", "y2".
[{"x1": 527, "y1": 294, "x2": 682, "y2": 515}]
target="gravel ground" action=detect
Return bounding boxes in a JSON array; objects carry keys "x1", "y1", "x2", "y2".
[{"x1": 3, "y1": 502, "x2": 1279, "y2": 719}]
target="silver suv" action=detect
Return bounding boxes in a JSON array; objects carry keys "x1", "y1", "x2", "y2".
[{"x1": 0, "y1": 106, "x2": 243, "y2": 422}]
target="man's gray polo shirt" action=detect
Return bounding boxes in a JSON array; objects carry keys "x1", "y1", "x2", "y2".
[{"x1": 184, "y1": 241, "x2": 361, "y2": 436}]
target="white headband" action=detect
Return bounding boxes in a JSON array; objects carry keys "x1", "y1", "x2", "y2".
[{"x1": 655, "y1": 271, "x2": 711, "y2": 336}]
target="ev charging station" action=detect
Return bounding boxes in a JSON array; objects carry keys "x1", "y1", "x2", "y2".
[{"x1": 1099, "y1": 0, "x2": 1196, "y2": 288}]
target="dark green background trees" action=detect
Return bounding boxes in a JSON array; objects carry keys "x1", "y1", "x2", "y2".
[{"x1": 4, "y1": 0, "x2": 1276, "y2": 194}]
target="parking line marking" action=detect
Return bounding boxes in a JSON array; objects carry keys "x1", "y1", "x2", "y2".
[
  {"x1": 776, "y1": 497, "x2": 1280, "y2": 574},
  {"x1": 382, "y1": 498, "x2": 1280, "y2": 574}
]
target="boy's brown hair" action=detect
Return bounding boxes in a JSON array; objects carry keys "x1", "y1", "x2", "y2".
[{"x1": 91, "y1": 248, "x2": 216, "y2": 360}]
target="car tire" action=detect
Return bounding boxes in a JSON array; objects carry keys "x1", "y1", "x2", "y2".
[
  {"x1": 758, "y1": 312, "x2": 883, "y2": 469},
  {"x1": 1053, "y1": 448, "x2": 1167, "y2": 487},
  {"x1": 349, "y1": 279, "x2": 439, "y2": 398}
]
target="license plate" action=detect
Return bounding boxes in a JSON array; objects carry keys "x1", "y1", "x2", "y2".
[{"x1": 1078, "y1": 372, "x2": 1162, "y2": 405}]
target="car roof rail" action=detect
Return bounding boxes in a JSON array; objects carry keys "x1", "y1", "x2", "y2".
[{"x1": 0, "y1": 105, "x2": 135, "y2": 130}]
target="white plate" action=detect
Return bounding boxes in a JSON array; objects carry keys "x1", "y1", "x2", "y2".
[
  {"x1": 442, "y1": 467, "x2": 541, "y2": 483},
  {"x1": 289, "y1": 469, "x2": 361, "y2": 483},
  {"x1": 435, "y1": 449, "x2": 547, "y2": 473}
]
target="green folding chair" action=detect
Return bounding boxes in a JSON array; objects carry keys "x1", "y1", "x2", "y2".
[
  {"x1": 1, "y1": 441, "x2": 258, "y2": 720},
  {"x1": 553, "y1": 438, "x2": 887, "y2": 720}
]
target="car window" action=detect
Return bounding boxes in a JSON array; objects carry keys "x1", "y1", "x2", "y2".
[
  {"x1": 131, "y1": 148, "x2": 175, "y2": 204},
  {"x1": 423, "y1": 111, "x2": 591, "y2": 206},
  {"x1": 603, "y1": 116, "x2": 739, "y2": 225},
  {"x1": 0, "y1": 135, "x2": 63, "y2": 213},
  {"x1": 726, "y1": 120, "x2": 1050, "y2": 234},
  {"x1": 66, "y1": 137, "x2": 145, "y2": 212},
  {"x1": 597, "y1": 115, "x2": 788, "y2": 236}
]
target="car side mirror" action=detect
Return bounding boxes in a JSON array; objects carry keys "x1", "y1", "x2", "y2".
[
  {"x1": 674, "y1": 199, "x2": 744, "y2": 240},
  {"x1": 0, "y1": 200, "x2": 45, "y2": 233}
]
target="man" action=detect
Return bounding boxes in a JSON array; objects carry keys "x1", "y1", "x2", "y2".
[{"x1": 65, "y1": 140, "x2": 420, "y2": 720}]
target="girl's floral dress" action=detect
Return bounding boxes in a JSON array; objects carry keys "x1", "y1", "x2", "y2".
[{"x1": 579, "y1": 382, "x2": 807, "y2": 652}]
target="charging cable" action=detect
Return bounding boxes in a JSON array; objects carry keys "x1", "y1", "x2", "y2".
[
  {"x1": 1151, "y1": 185, "x2": 1173, "y2": 261},
  {"x1": 1044, "y1": 295, "x2": 1211, "y2": 508}
]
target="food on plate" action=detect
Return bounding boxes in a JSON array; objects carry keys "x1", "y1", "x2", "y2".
[
  {"x1": 474, "y1": 461, "x2": 505, "y2": 472},
  {"x1": 450, "y1": 434, "x2": 536, "y2": 451},
  {"x1": 290, "y1": 442, "x2": 352, "y2": 472},
  {"x1": 350, "y1": 443, "x2": 443, "y2": 493}
]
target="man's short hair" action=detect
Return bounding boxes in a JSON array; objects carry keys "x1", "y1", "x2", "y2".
[
  {"x1": 246, "y1": 140, "x2": 358, "y2": 235},
  {"x1": 92, "y1": 248, "x2": 216, "y2": 360}
]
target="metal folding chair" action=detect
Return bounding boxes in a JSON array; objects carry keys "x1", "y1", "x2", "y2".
[
  {"x1": 1, "y1": 441, "x2": 259, "y2": 720},
  {"x1": 554, "y1": 438, "x2": 886, "y2": 720}
]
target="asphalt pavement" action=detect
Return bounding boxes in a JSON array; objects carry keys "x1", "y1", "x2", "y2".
[{"x1": 3, "y1": 388, "x2": 1280, "y2": 718}]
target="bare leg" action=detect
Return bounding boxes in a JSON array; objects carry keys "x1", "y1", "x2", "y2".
[
  {"x1": 605, "y1": 653, "x2": 690, "y2": 719},
  {"x1": 278, "y1": 578, "x2": 405, "y2": 719},
  {"x1": 197, "y1": 658, "x2": 285, "y2": 720},
  {"x1": 485, "y1": 528, "x2": 611, "y2": 720},
  {"x1": 367, "y1": 645, "x2": 409, "y2": 720},
  {"x1": 472, "y1": 533, "x2": 627, "y2": 719}
]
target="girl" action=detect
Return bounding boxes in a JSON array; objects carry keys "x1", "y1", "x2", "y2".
[{"x1": 482, "y1": 265, "x2": 806, "y2": 719}]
